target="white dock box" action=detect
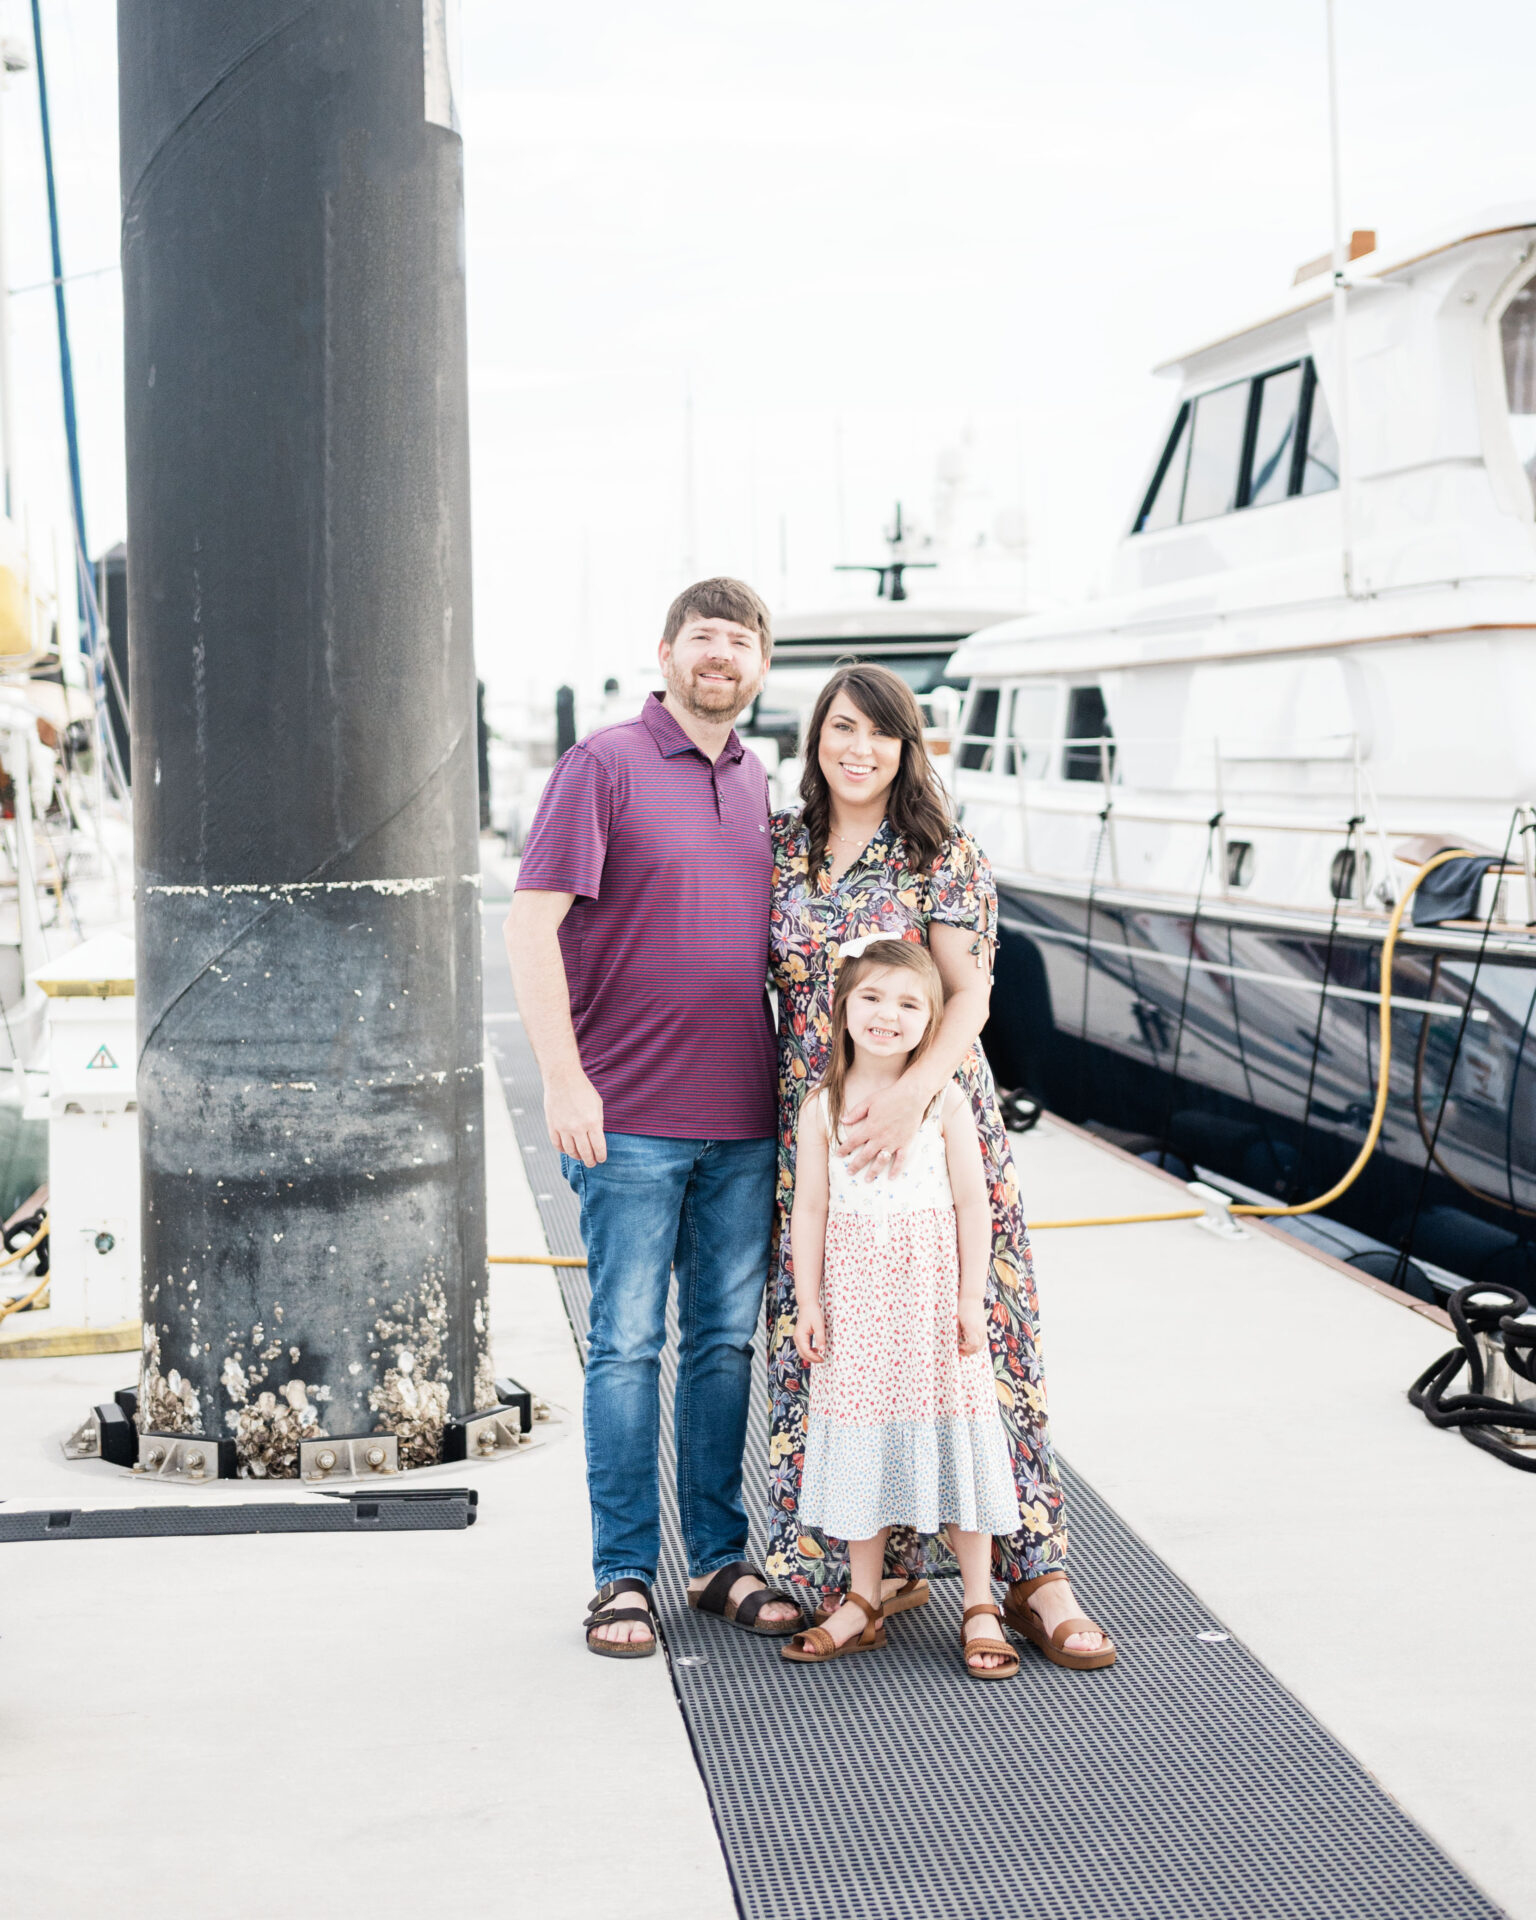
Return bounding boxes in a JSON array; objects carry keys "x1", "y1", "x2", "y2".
[{"x1": 34, "y1": 933, "x2": 139, "y2": 1331}]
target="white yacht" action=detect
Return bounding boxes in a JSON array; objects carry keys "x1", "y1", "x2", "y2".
[{"x1": 949, "y1": 208, "x2": 1536, "y2": 1294}]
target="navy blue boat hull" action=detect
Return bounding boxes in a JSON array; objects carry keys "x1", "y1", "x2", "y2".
[{"x1": 983, "y1": 882, "x2": 1536, "y2": 1294}]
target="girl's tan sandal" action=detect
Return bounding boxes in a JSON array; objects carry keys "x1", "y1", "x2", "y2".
[
  {"x1": 812, "y1": 1576, "x2": 929, "y2": 1627},
  {"x1": 781, "y1": 1589, "x2": 886, "y2": 1663},
  {"x1": 959, "y1": 1602, "x2": 1021, "y2": 1681},
  {"x1": 1004, "y1": 1570, "x2": 1117, "y2": 1671}
]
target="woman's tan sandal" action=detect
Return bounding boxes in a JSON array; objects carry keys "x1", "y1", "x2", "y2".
[
  {"x1": 782, "y1": 1589, "x2": 886, "y2": 1663},
  {"x1": 1004, "y1": 1570, "x2": 1117, "y2": 1671},
  {"x1": 688, "y1": 1559, "x2": 803, "y2": 1636},
  {"x1": 812, "y1": 1576, "x2": 929, "y2": 1627},
  {"x1": 584, "y1": 1578, "x2": 657, "y2": 1659},
  {"x1": 959, "y1": 1603, "x2": 1021, "y2": 1681}
]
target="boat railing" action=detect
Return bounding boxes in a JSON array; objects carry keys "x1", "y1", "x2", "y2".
[{"x1": 959, "y1": 726, "x2": 1536, "y2": 925}]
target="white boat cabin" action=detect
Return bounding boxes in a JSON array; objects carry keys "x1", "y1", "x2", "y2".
[{"x1": 949, "y1": 208, "x2": 1536, "y2": 928}]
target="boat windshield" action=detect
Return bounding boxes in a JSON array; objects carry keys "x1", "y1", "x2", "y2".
[{"x1": 1501, "y1": 273, "x2": 1536, "y2": 510}]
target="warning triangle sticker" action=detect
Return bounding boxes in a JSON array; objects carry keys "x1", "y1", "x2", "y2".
[{"x1": 86, "y1": 1045, "x2": 119, "y2": 1071}]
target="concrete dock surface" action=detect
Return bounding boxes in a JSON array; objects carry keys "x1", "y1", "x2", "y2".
[{"x1": 1, "y1": 1050, "x2": 1532, "y2": 1918}]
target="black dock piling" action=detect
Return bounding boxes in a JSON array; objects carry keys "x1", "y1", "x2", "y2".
[{"x1": 118, "y1": 1, "x2": 489, "y2": 1472}]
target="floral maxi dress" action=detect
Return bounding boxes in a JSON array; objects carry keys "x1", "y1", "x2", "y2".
[{"x1": 764, "y1": 811, "x2": 1070, "y2": 1603}]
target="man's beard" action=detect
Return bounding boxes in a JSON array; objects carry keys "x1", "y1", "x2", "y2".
[{"x1": 664, "y1": 658, "x2": 761, "y2": 724}]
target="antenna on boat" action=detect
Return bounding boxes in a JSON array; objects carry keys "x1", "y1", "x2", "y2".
[
  {"x1": 834, "y1": 500, "x2": 937, "y2": 601},
  {"x1": 1325, "y1": 0, "x2": 1357, "y2": 600},
  {"x1": 0, "y1": 36, "x2": 29, "y2": 523}
]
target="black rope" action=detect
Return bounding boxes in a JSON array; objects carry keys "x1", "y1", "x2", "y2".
[
  {"x1": 1225, "y1": 920, "x2": 1287, "y2": 1194},
  {"x1": 1076, "y1": 807, "x2": 1111, "y2": 1118},
  {"x1": 1120, "y1": 898, "x2": 1159, "y2": 1072},
  {"x1": 1391, "y1": 811, "x2": 1521, "y2": 1291},
  {"x1": 1502, "y1": 963, "x2": 1536, "y2": 1299},
  {"x1": 1504, "y1": 958, "x2": 1536, "y2": 1224},
  {"x1": 1153, "y1": 813, "x2": 1220, "y2": 1172},
  {"x1": 1409, "y1": 1282, "x2": 1536, "y2": 1472},
  {"x1": 1288, "y1": 815, "x2": 1362, "y2": 1204}
]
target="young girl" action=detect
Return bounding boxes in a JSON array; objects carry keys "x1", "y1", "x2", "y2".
[{"x1": 783, "y1": 936, "x2": 1023, "y2": 1680}]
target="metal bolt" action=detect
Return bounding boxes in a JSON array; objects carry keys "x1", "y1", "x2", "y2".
[
  {"x1": 185, "y1": 1450, "x2": 205, "y2": 1472},
  {"x1": 316, "y1": 1449, "x2": 337, "y2": 1472},
  {"x1": 145, "y1": 1445, "x2": 165, "y2": 1468},
  {"x1": 475, "y1": 1427, "x2": 498, "y2": 1454},
  {"x1": 364, "y1": 1445, "x2": 387, "y2": 1470}
]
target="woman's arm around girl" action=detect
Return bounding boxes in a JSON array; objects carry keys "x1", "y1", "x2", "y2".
[
  {"x1": 942, "y1": 1084, "x2": 991, "y2": 1359},
  {"x1": 791, "y1": 1093, "x2": 830, "y2": 1367}
]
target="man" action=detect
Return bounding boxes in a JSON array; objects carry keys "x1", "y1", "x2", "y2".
[{"x1": 506, "y1": 578, "x2": 801, "y2": 1654}]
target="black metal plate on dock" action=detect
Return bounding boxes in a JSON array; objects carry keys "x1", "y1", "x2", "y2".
[
  {"x1": 0, "y1": 1488, "x2": 477, "y2": 1542},
  {"x1": 482, "y1": 905, "x2": 1507, "y2": 1920}
]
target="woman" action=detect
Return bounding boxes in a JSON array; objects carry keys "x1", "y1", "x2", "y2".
[{"x1": 763, "y1": 662, "x2": 1113, "y2": 1670}]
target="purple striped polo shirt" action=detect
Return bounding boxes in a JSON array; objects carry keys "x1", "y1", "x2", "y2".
[{"x1": 515, "y1": 693, "x2": 776, "y2": 1139}]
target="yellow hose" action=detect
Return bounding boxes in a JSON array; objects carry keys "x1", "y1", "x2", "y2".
[
  {"x1": 0, "y1": 1216, "x2": 54, "y2": 1321},
  {"x1": 486, "y1": 848, "x2": 1496, "y2": 1257},
  {"x1": 1031, "y1": 847, "x2": 1479, "y2": 1228}
]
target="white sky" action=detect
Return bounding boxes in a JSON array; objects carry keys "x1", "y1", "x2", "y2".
[{"x1": 3, "y1": 0, "x2": 1535, "y2": 706}]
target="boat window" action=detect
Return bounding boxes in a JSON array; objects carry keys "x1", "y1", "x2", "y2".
[
  {"x1": 1063, "y1": 685, "x2": 1113, "y2": 783},
  {"x1": 1135, "y1": 405, "x2": 1190, "y2": 533},
  {"x1": 958, "y1": 686, "x2": 1002, "y2": 771},
  {"x1": 1501, "y1": 274, "x2": 1536, "y2": 510},
  {"x1": 1244, "y1": 364, "x2": 1304, "y2": 508},
  {"x1": 1299, "y1": 367, "x2": 1340, "y2": 495},
  {"x1": 1132, "y1": 356, "x2": 1337, "y2": 531},
  {"x1": 1180, "y1": 380, "x2": 1252, "y2": 523},
  {"x1": 1008, "y1": 683, "x2": 1058, "y2": 779}
]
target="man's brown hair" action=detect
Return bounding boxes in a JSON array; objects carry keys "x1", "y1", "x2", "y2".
[{"x1": 661, "y1": 577, "x2": 773, "y2": 658}]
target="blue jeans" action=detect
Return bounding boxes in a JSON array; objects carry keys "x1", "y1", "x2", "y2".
[{"x1": 562, "y1": 1132, "x2": 776, "y2": 1590}]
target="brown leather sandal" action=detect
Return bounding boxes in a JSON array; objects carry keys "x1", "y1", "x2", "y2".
[
  {"x1": 781, "y1": 1589, "x2": 886, "y2": 1663},
  {"x1": 1004, "y1": 1570, "x2": 1117, "y2": 1671},
  {"x1": 812, "y1": 1576, "x2": 929, "y2": 1627},
  {"x1": 959, "y1": 1602, "x2": 1021, "y2": 1681},
  {"x1": 583, "y1": 1578, "x2": 657, "y2": 1659}
]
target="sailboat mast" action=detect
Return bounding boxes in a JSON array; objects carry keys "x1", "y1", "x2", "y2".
[
  {"x1": 1325, "y1": 0, "x2": 1355, "y2": 600},
  {"x1": 29, "y1": 1, "x2": 87, "y2": 620},
  {"x1": 0, "y1": 40, "x2": 26, "y2": 522}
]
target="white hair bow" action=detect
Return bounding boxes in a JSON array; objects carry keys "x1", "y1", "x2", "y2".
[{"x1": 834, "y1": 929, "x2": 902, "y2": 963}]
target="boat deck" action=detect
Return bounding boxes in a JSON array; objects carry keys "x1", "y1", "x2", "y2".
[{"x1": 1, "y1": 882, "x2": 1532, "y2": 1918}]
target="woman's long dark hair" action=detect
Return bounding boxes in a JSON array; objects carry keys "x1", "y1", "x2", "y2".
[{"x1": 799, "y1": 661, "x2": 953, "y2": 876}]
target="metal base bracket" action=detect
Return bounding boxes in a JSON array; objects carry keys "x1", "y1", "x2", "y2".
[
  {"x1": 134, "y1": 1432, "x2": 238, "y2": 1481},
  {"x1": 298, "y1": 1434, "x2": 400, "y2": 1482},
  {"x1": 469, "y1": 1406, "x2": 529, "y2": 1460},
  {"x1": 441, "y1": 1377, "x2": 542, "y2": 1460},
  {"x1": 63, "y1": 1400, "x2": 138, "y2": 1467}
]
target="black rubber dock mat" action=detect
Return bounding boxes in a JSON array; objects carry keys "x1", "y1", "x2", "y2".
[{"x1": 482, "y1": 903, "x2": 1504, "y2": 1920}]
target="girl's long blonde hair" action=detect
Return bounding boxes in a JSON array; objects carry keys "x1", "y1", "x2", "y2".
[{"x1": 816, "y1": 939, "x2": 945, "y2": 1142}]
